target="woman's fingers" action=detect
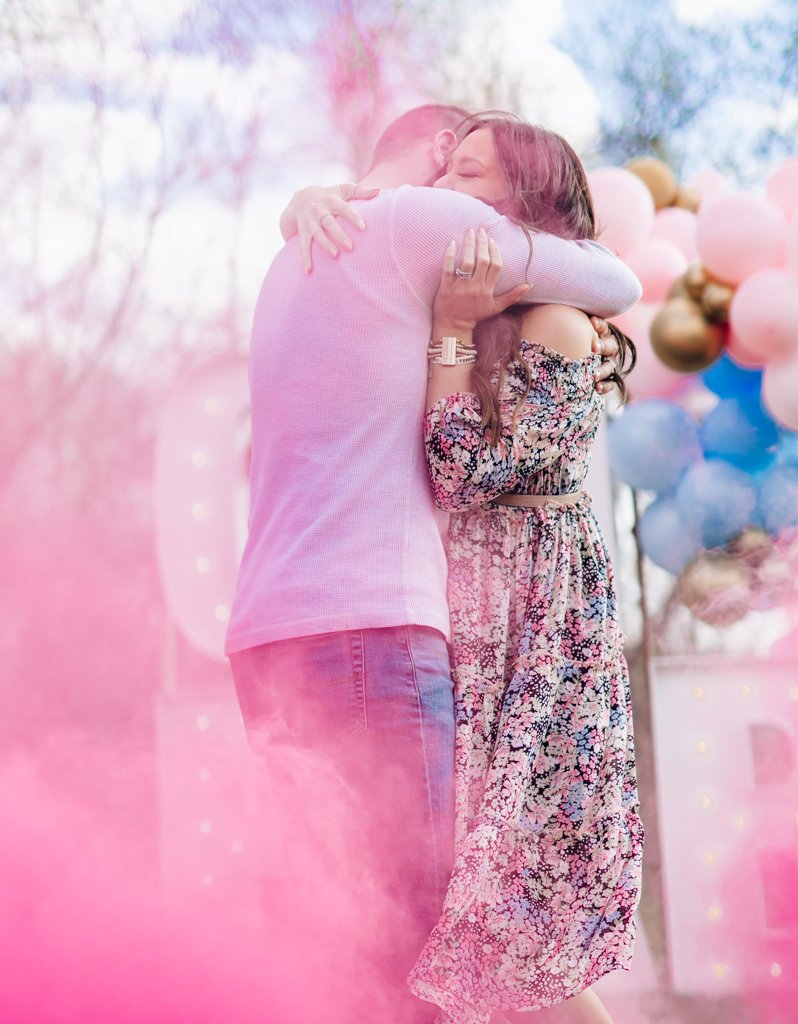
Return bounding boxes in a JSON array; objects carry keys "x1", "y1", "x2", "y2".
[
  {"x1": 442, "y1": 239, "x2": 457, "y2": 282},
  {"x1": 315, "y1": 207, "x2": 355, "y2": 250},
  {"x1": 493, "y1": 283, "x2": 533, "y2": 314},
  {"x1": 472, "y1": 228, "x2": 491, "y2": 284},
  {"x1": 483, "y1": 237, "x2": 503, "y2": 292},
  {"x1": 460, "y1": 228, "x2": 477, "y2": 275}
]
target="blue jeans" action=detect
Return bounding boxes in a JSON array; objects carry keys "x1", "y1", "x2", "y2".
[{"x1": 230, "y1": 625, "x2": 455, "y2": 1024}]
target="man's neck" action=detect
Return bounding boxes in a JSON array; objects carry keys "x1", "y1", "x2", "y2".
[{"x1": 359, "y1": 158, "x2": 430, "y2": 190}]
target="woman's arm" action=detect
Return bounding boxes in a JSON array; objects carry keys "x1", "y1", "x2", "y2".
[{"x1": 426, "y1": 228, "x2": 530, "y2": 409}]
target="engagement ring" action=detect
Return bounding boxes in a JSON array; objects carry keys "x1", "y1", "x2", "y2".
[{"x1": 454, "y1": 268, "x2": 473, "y2": 279}]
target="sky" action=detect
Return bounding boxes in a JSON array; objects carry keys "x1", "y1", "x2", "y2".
[{"x1": 2, "y1": 0, "x2": 787, "y2": 363}]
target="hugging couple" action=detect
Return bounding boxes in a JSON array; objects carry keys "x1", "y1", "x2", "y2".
[{"x1": 225, "y1": 104, "x2": 645, "y2": 1024}]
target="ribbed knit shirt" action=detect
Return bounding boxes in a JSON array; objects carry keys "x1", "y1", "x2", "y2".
[{"x1": 225, "y1": 186, "x2": 641, "y2": 654}]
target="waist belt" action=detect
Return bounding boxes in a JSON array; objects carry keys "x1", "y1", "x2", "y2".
[{"x1": 493, "y1": 490, "x2": 583, "y2": 507}]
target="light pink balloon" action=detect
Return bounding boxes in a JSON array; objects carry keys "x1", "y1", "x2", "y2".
[
  {"x1": 614, "y1": 302, "x2": 693, "y2": 401},
  {"x1": 688, "y1": 169, "x2": 730, "y2": 208},
  {"x1": 729, "y1": 268, "x2": 798, "y2": 365},
  {"x1": 650, "y1": 207, "x2": 698, "y2": 261},
  {"x1": 789, "y1": 213, "x2": 798, "y2": 273},
  {"x1": 726, "y1": 330, "x2": 765, "y2": 369},
  {"x1": 589, "y1": 166, "x2": 656, "y2": 257},
  {"x1": 766, "y1": 157, "x2": 798, "y2": 222},
  {"x1": 624, "y1": 236, "x2": 687, "y2": 303},
  {"x1": 763, "y1": 352, "x2": 798, "y2": 430},
  {"x1": 696, "y1": 192, "x2": 787, "y2": 285}
]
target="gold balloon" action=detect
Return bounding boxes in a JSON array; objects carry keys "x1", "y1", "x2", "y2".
[
  {"x1": 674, "y1": 186, "x2": 701, "y2": 213},
  {"x1": 667, "y1": 275, "x2": 690, "y2": 301},
  {"x1": 649, "y1": 297, "x2": 726, "y2": 372},
  {"x1": 626, "y1": 157, "x2": 678, "y2": 209},
  {"x1": 701, "y1": 281, "x2": 735, "y2": 325},
  {"x1": 679, "y1": 553, "x2": 753, "y2": 626},
  {"x1": 728, "y1": 528, "x2": 772, "y2": 569},
  {"x1": 684, "y1": 261, "x2": 709, "y2": 301}
]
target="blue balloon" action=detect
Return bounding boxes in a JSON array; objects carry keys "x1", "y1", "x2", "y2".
[
  {"x1": 702, "y1": 353, "x2": 762, "y2": 400},
  {"x1": 775, "y1": 431, "x2": 798, "y2": 467},
  {"x1": 700, "y1": 397, "x2": 779, "y2": 471},
  {"x1": 676, "y1": 459, "x2": 757, "y2": 548},
  {"x1": 756, "y1": 464, "x2": 798, "y2": 534},
  {"x1": 608, "y1": 400, "x2": 700, "y2": 492},
  {"x1": 638, "y1": 493, "x2": 703, "y2": 574}
]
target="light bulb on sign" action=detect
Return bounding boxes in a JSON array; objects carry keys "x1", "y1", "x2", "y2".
[
  {"x1": 698, "y1": 795, "x2": 713, "y2": 810},
  {"x1": 693, "y1": 686, "x2": 705, "y2": 700},
  {"x1": 196, "y1": 556, "x2": 210, "y2": 573},
  {"x1": 191, "y1": 503, "x2": 207, "y2": 521},
  {"x1": 192, "y1": 450, "x2": 208, "y2": 467},
  {"x1": 196, "y1": 715, "x2": 210, "y2": 731},
  {"x1": 695, "y1": 740, "x2": 709, "y2": 754},
  {"x1": 204, "y1": 398, "x2": 220, "y2": 415}
]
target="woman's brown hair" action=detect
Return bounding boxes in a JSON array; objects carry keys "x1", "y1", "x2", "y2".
[{"x1": 454, "y1": 112, "x2": 636, "y2": 442}]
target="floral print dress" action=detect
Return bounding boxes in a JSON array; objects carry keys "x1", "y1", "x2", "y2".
[{"x1": 407, "y1": 339, "x2": 644, "y2": 1024}]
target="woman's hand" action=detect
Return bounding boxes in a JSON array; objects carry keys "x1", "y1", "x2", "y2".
[
  {"x1": 432, "y1": 228, "x2": 532, "y2": 337},
  {"x1": 279, "y1": 183, "x2": 381, "y2": 272},
  {"x1": 590, "y1": 317, "x2": 621, "y2": 395}
]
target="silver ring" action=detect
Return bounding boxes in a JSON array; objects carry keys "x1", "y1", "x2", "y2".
[{"x1": 454, "y1": 268, "x2": 473, "y2": 279}]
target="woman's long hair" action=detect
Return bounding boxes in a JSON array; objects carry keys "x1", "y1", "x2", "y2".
[{"x1": 454, "y1": 113, "x2": 636, "y2": 442}]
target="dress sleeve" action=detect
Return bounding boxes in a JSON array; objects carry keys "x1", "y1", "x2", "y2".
[
  {"x1": 423, "y1": 358, "x2": 596, "y2": 512},
  {"x1": 390, "y1": 186, "x2": 642, "y2": 318}
]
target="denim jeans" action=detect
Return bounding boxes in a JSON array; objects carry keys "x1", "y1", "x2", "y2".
[{"x1": 229, "y1": 625, "x2": 455, "y2": 1024}]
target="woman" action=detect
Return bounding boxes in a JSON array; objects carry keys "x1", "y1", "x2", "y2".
[{"x1": 406, "y1": 115, "x2": 643, "y2": 1024}]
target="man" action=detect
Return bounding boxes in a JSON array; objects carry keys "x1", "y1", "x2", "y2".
[{"x1": 226, "y1": 105, "x2": 641, "y2": 1024}]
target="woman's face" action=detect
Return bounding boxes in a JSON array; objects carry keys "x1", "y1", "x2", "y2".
[{"x1": 433, "y1": 127, "x2": 510, "y2": 208}]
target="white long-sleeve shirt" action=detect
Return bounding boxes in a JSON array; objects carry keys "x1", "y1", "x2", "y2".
[{"x1": 225, "y1": 186, "x2": 641, "y2": 653}]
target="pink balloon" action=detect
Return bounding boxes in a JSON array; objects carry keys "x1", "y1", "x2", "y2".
[
  {"x1": 766, "y1": 157, "x2": 798, "y2": 222},
  {"x1": 789, "y1": 213, "x2": 798, "y2": 273},
  {"x1": 688, "y1": 169, "x2": 730, "y2": 208},
  {"x1": 650, "y1": 207, "x2": 698, "y2": 261},
  {"x1": 763, "y1": 353, "x2": 798, "y2": 430},
  {"x1": 729, "y1": 268, "x2": 798, "y2": 365},
  {"x1": 726, "y1": 330, "x2": 765, "y2": 369},
  {"x1": 589, "y1": 166, "x2": 656, "y2": 257},
  {"x1": 614, "y1": 302, "x2": 693, "y2": 401},
  {"x1": 624, "y1": 236, "x2": 687, "y2": 303},
  {"x1": 696, "y1": 192, "x2": 787, "y2": 285}
]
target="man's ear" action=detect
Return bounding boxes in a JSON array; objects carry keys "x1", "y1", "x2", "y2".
[{"x1": 432, "y1": 129, "x2": 458, "y2": 169}]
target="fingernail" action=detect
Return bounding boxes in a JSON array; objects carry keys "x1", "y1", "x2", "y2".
[
  {"x1": 478, "y1": 227, "x2": 486, "y2": 236},
  {"x1": 467, "y1": 227, "x2": 475, "y2": 236},
  {"x1": 357, "y1": 220, "x2": 365, "y2": 230},
  {"x1": 343, "y1": 239, "x2": 353, "y2": 250}
]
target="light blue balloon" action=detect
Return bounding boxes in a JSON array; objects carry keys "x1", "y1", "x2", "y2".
[
  {"x1": 757, "y1": 464, "x2": 798, "y2": 534},
  {"x1": 700, "y1": 397, "x2": 779, "y2": 471},
  {"x1": 676, "y1": 459, "x2": 757, "y2": 548},
  {"x1": 638, "y1": 493, "x2": 703, "y2": 574},
  {"x1": 608, "y1": 400, "x2": 700, "y2": 493}
]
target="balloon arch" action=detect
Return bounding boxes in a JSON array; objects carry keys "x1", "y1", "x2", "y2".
[{"x1": 592, "y1": 155, "x2": 798, "y2": 627}]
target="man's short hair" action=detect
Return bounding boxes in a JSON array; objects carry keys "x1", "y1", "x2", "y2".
[{"x1": 369, "y1": 104, "x2": 471, "y2": 169}]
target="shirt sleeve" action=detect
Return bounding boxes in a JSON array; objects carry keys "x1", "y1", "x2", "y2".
[{"x1": 390, "y1": 186, "x2": 642, "y2": 319}]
